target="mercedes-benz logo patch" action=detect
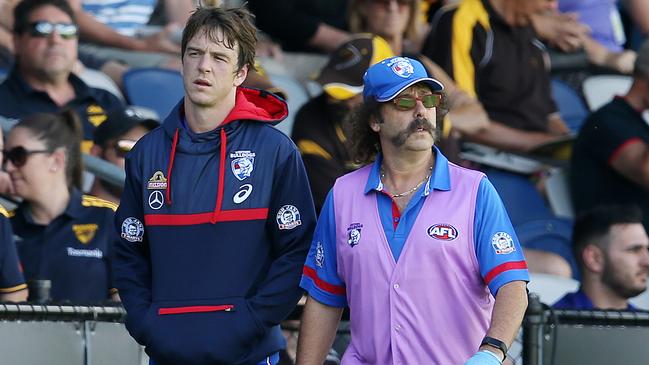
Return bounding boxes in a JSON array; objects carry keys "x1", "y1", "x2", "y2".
[{"x1": 148, "y1": 190, "x2": 164, "y2": 210}]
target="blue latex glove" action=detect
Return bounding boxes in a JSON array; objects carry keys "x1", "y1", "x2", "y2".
[{"x1": 464, "y1": 350, "x2": 502, "y2": 365}]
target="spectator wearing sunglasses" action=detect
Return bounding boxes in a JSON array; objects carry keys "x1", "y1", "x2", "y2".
[
  {"x1": 4, "y1": 110, "x2": 119, "y2": 304},
  {"x1": 89, "y1": 106, "x2": 159, "y2": 205},
  {"x1": 0, "y1": 0, "x2": 124, "y2": 155},
  {"x1": 297, "y1": 56, "x2": 529, "y2": 365}
]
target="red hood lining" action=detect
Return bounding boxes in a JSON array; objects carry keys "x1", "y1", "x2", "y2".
[{"x1": 221, "y1": 88, "x2": 288, "y2": 126}]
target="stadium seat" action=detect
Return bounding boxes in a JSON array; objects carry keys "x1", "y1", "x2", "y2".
[
  {"x1": 123, "y1": 68, "x2": 184, "y2": 119},
  {"x1": 582, "y1": 74, "x2": 632, "y2": 111},
  {"x1": 78, "y1": 68, "x2": 125, "y2": 101},
  {"x1": 550, "y1": 78, "x2": 588, "y2": 133},
  {"x1": 515, "y1": 218, "x2": 578, "y2": 279},
  {"x1": 484, "y1": 168, "x2": 553, "y2": 226},
  {"x1": 267, "y1": 73, "x2": 310, "y2": 136},
  {"x1": 544, "y1": 167, "x2": 574, "y2": 219},
  {"x1": 527, "y1": 273, "x2": 579, "y2": 305}
]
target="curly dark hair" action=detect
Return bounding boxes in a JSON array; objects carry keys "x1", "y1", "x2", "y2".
[{"x1": 347, "y1": 92, "x2": 449, "y2": 165}]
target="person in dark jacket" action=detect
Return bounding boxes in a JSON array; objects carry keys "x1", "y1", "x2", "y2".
[{"x1": 113, "y1": 6, "x2": 317, "y2": 365}]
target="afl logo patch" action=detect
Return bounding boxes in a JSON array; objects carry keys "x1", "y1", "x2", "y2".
[
  {"x1": 121, "y1": 217, "x2": 144, "y2": 243},
  {"x1": 427, "y1": 224, "x2": 458, "y2": 241},
  {"x1": 276, "y1": 205, "x2": 301, "y2": 230},
  {"x1": 347, "y1": 223, "x2": 363, "y2": 247},
  {"x1": 492, "y1": 232, "x2": 516, "y2": 254}
]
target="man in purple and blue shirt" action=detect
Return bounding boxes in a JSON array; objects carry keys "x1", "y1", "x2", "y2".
[
  {"x1": 554, "y1": 205, "x2": 649, "y2": 311},
  {"x1": 296, "y1": 56, "x2": 530, "y2": 365}
]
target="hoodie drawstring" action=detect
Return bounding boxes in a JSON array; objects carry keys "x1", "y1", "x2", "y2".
[
  {"x1": 165, "y1": 128, "x2": 180, "y2": 206},
  {"x1": 211, "y1": 128, "x2": 227, "y2": 223}
]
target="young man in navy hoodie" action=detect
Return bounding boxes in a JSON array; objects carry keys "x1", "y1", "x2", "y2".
[{"x1": 114, "y1": 6, "x2": 316, "y2": 365}]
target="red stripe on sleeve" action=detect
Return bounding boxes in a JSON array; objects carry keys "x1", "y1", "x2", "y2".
[
  {"x1": 303, "y1": 266, "x2": 346, "y2": 296},
  {"x1": 484, "y1": 261, "x2": 528, "y2": 284}
]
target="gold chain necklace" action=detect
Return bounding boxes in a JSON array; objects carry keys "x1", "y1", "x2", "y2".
[{"x1": 381, "y1": 166, "x2": 433, "y2": 198}]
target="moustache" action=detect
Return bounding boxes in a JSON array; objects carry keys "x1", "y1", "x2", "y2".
[
  {"x1": 389, "y1": 117, "x2": 436, "y2": 147},
  {"x1": 407, "y1": 118, "x2": 435, "y2": 134}
]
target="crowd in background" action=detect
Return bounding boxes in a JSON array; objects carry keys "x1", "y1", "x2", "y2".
[{"x1": 1, "y1": 0, "x2": 649, "y2": 364}]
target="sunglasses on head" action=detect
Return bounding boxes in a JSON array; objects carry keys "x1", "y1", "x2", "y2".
[
  {"x1": 2, "y1": 146, "x2": 52, "y2": 168},
  {"x1": 391, "y1": 93, "x2": 442, "y2": 111},
  {"x1": 28, "y1": 21, "x2": 78, "y2": 40}
]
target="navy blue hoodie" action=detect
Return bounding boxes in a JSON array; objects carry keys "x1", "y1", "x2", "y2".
[{"x1": 114, "y1": 88, "x2": 316, "y2": 365}]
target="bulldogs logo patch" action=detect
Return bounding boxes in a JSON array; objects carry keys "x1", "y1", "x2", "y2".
[
  {"x1": 387, "y1": 57, "x2": 415, "y2": 78},
  {"x1": 492, "y1": 232, "x2": 516, "y2": 254},
  {"x1": 230, "y1": 150, "x2": 256, "y2": 181},
  {"x1": 276, "y1": 205, "x2": 301, "y2": 230},
  {"x1": 347, "y1": 223, "x2": 363, "y2": 247}
]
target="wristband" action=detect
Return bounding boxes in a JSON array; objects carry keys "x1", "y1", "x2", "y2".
[
  {"x1": 481, "y1": 336, "x2": 508, "y2": 360},
  {"x1": 479, "y1": 349, "x2": 503, "y2": 363}
]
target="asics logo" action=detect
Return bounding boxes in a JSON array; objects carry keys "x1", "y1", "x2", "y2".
[{"x1": 233, "y1": 184, "x2": 253, "y2": 204}]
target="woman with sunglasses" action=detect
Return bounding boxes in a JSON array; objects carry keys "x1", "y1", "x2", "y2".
[
  {"x1": 347, "y1": 0, "x2": 491, "y2": 162},
  {"x1": 4, "y1": 110, "x2": 119, "y2": 304}
]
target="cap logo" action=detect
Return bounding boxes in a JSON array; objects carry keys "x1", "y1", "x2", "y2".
[{"x1": 387, "y1": 57, "x2": 414, "y2": 78}]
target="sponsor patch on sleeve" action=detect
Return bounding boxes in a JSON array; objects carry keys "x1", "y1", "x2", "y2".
[
  {"x1": 315, "y1": 242, "x2": 325, "y2": 268},
  {"x1": 491, "y1": 232, "x2": 515, "y2": 254},
  {"x1": 121, "y1": 217, "x2": 144, "y2": 242},
  {"x1": 276, "y1": 205, "x2": 301, "y2": 230}
]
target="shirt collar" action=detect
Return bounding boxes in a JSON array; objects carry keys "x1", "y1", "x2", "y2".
[
  {"x1": 364, "y1": 146, "x2": 451, "y2": 195},
  {"x1": 16, "y1": 188, "x2": 85, "y2": 225},
  {"x1": 7, "y1": 67, "x2": 93, "y2": 101},
  {"x1": 574, "y1": 287, "x2": 637, "y2": 311},
  {"x1": 66, "y1": 188, "x2": 85, "y2": 219}
]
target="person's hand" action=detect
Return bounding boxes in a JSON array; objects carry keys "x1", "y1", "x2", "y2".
[
  {"x1": 546, "y1": 113, "x2": 571, "y2": 136},
  {"x1": 609, "y1": 50, "x2": 637, "y2": 74},
  {"x1": 464, "y1": 350, "x2": 503, "y2": 365},
  {"x1": 532, "y1": 12, "x2": 590, "y2": 53}
]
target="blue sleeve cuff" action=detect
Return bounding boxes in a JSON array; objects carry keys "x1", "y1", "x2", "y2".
[
  {"x1": 300, "y1": 276, "x2": 347, "y2": 308},
  {"x1": 488, "y1": 269, "x2": 529, "y2": 296}
]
